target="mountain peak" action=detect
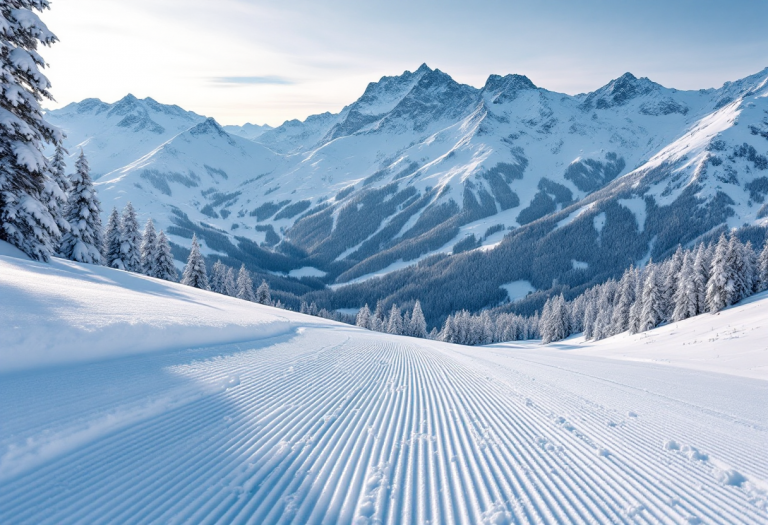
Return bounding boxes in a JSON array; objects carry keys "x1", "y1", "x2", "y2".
[
  {"x1": 482, "y1": 74, "x2": 537, "y2": 104},
  {"x1": 188, "y1": 117, "x2": 227, "y2": 138},
  {"x1": 580, "y1": 72, "x2": 660, "y2": 110}
]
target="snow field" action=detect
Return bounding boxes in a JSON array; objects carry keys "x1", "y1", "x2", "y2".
[
  {"x1": 0, "y1": 251, "x2": 766, "y2": 524},
  {"x1": 0, "y1": 243, "x2": 333, "y2": 372}
]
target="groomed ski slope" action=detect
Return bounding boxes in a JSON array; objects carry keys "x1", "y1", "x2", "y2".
[{"x1": 1, "y1": 246, "x2": 766, "y2": 524}]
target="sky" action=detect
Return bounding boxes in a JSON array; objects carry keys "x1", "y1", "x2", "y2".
[{"x1": 42, "y1": 0, "x2": 768, "y2": 127}]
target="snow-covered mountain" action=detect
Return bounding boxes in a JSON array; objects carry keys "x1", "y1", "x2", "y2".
[{"x1": 45, "y1": 65, "x2": 768, "y2": 324}]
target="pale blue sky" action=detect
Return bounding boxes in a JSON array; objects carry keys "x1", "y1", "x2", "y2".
[{"x1": 45, "y1": 0, "x2": 768, "y2": 126}]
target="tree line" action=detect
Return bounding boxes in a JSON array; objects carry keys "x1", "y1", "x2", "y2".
[{"x1": 350, "y1": 232, "x2": 768, "y2": 345}]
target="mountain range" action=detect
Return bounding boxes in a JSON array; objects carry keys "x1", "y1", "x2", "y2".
[{"x1": 45, "y1": 64, "x2": 768, "y2": 326}]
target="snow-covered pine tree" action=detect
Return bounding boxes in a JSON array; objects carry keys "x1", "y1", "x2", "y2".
[
  {"x1": 639, "y1": 264, "x2": 664, "y2": 332},
  {"x1": 58, "y1": 151, "x2": 102, "y2": 264},
  {"x1": 299, "y1": 301, "x2": 309, "y2": 314},
  {"x1": 440, "y1": 314, "x2": 457, "y2": 343},
  {"x1": 692, "y1": 243, "x2": 708, "y2": 314},
  {"x1": 356, "y1": 304, "x2": 372, "y2": 329},
  {"x1": 672, "y1": 251, "x2": 698, "y2": 322},
  {"x1": 593, "y1": 282, "x2": 616, "y2": 340},
  {"x1": 386, "y1": 304, "x2": 403, "y2": 335},
  {"x1": 256, "y1": 279, "x2": 271, "y2": 305},
  {"x1": 181, "y1": 234, "x2": 208, "y2": 289},
  {"x1": 372, "y1": 300, "x2": 386, "y2": 332},
  {"x1": 236, "y1": 265, "x2": 255, "y2": 301},
  {"x1": 661, "y1": 246, "x2": 684, "y2": 321},
  {"x1": 49, "y1": 143, "x2": 69, "y2": 192},
  {"x1": 610, "y1": 266, "x2": 636, "y2": 334},
  {"x1": 209, "y1": 260, "x2": 226, "y2": 294},
  {"x1": 119, "y1": 202, "x2": 141, "y2": 272},
  {"x1": 706, "y1": 233, "x2": 731, "y2": 313},
  {"x1": 479, "y1": 311, "x2": 494, "y2": 344},
  {"x1": 401, "y1": 310, "x2": 412, "y2": 336},
  {"x1": 759, "y1": 239, "x2": 768, "y2": 291},
  {"x1": 744, "y1": 241, "x2": 758, "y2": 294},
  {"x1": 103, "y1": 207, "x2": 124, "y2": 269},
  {"x1": 726, "y1": 235, "x2": 749, "y2": 305},
  {"x1": 40, "y1": 143, "x2": 69, "y2": 246},
  {"x1": 308, "y1": 302, "x2": 318, "y2": 316},
  {"x1": 224, "y1": 266, "x2": 237, "y2": 296},
  {"x1": 582, "y1": 299, "x2": 597, "y2": 340},
  {"x1": 0, "y1": 0, "x2": 62, "y2": 261},
  {"x1": 140, "y1": 218, "x2": 157, "y2": 275},
  {"x1": 541, "y1": 294, "x2": 569, "y2": 343},
  {"x1": 409, "y1": 300, "x2": 428, "y2": 339},
  {"x1": 153, "y1": 230, "x2": 177, "y2": 281},
  {"x1": 628, "y1": 267, "x2": 645, "y2": 334}
]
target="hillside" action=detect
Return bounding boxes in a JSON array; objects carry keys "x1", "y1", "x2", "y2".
[
  {"x1": 44, "y1": 65, "x2": 768, "y2": 325},
  {"x1": 1, "y1": 245, "x2": 766, "y2": 524}
]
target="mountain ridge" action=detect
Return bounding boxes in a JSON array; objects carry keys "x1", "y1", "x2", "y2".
[{"x1": 45, "y1": 65, "x2": 768, "y2": 325}]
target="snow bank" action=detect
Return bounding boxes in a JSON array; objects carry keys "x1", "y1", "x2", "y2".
[
  {"x1": 0, "y1": 242, "x2": 333, "y2": 372},
  {"x1": 512, "y1": 291, "x2": 768, "y2": 380}
]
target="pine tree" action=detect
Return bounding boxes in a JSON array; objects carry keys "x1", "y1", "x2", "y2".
[
  {"x1": 726, "y1": 235, "x2": 748, "y2": 305},
  {"x1": 119, "y1": 202, "x2": 141, "y2": 272},
  {"x1": 256, "y1": 279, "x2": 271, "y2": 305},
  {"x1": 692, "y1": 244, "x2": 708, "y2": 314},
  {"x1": 49, "y1": 143, "x2": 69, "y2": 193},
  {"x1": 356, "y1": 304, "x2": 372, "y2": 329},
  {"x1": 611, "y1": 266, "x2": 636, "y2": 334},
  {"x1": 372, "y1": 300, "x2": 386, "y2": 332},
  {"x1": 660, "y1": 246, "x2": 684, "y2": 321},
  {"x1": 440, "y1": 314, "x2": 457, "y2": 343},
  {"x1": 103, "y1": 207, "x2": 124, "y2": 269},
  {"x1": 41, "y1": 144, "x2": 69, "y2": 246},
  {"x1": 58, "y1": 151, "x2": 102, "y2": 264},
  {"x1": 181, "y1": 234, "x2": 208, "y2": 289},
  {"x1": 0, "y1": 0, "x2": 61, "y2": 261},
  {"x1": 210, "y1": 260, "x2": 226, "y2": 294},
  {"x1": 140, "y1": 218, "x2": 157, "y2": 275},
  {"x1": 386, "y1": 304, "x2": 403, "y2": 335},
  {"x1": 759, "y1": 240, "x2": 768, "y2": 292},
  {"x1": 541, "y1": 294, "x2": 568, "y2": 343},
  {"x1": 744, "y1": 241, "x2": 758, "y2": 294},
  {"x1": 479, "y1": 311, "x2": 494, "y2": 344},
  {"x1": 409, "y1": 300, "x2": 428, "y2": 338},
  {"x1": 640, "y1": 264, "x2": 664, "y2": 332},
  {"x1": 582, "y1": 299, "x2": 597, "y2": 340},
  {"x1": 628, "y1": 266, "x2": 645, "y2": 334},
  {"x1": 672, "y1": 252, "x2": 698, "y2": 322},
  {"x1": 706, "y1": 233, "x2": 730, "y2": 313},
  {"x1": 224, "y1": 267, "x2": 237, "y2": 296},
  {"x1": 153, "y1": 230, "x2": 177, "y2": 281},
  {"x1": 237, "y1": 265, "x2": 255, "y2": 301}
]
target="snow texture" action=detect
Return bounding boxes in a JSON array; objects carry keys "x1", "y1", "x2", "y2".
[{"x1": 0, "y1": 244, "x2": 766, "y2": 523}]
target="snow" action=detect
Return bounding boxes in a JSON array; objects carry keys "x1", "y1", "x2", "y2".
[
  {"x1": 572, "y1": 259, "x2": 589, "y2": 270},
  {"x1": 0, "y1": 244, "x2": 333, "y2": 372},
  {"x1": 557, "y1": 202, "x2": 597, "y2": 229},
  {"x1": 539, "y1": 290, "x2": 768, "y2": 380},
  {"x1": 592, "y1": 211, "x2": 606, "y2": 234},
  {"x1": 38, "y1": 67, "x2": 768, "y2": 289},
  {"x1": 500, "y1": 279, "x2": 535, "y2": 302},
  {"x1": 0, "y1": 250, "x2": 766, "y2": 523},
  {"x1": 287, "y1": 266, "x2": 327, "y2": 278}
]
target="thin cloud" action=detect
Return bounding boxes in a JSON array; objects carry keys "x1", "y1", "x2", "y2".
[{"x1": 211, "y1": 76, "x2": 294, "y2": 85}]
